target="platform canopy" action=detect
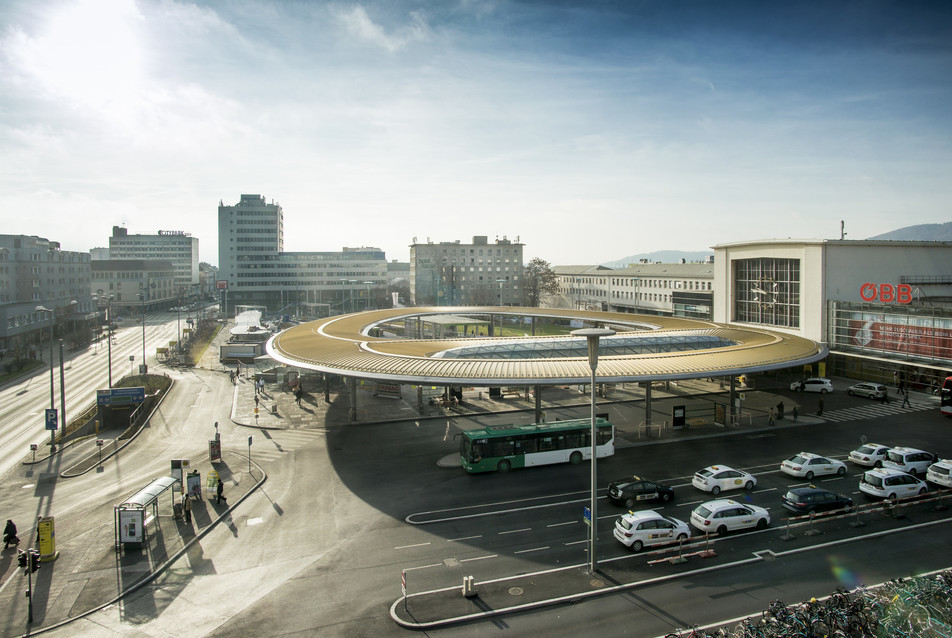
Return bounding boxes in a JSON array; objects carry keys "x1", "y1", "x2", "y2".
[{"x1": 266, "y1": 306, "x2": 828, "y2": 386}]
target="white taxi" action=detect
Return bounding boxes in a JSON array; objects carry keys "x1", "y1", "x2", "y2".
[
  {"x1": 859, "y1": 468, "x2": 928, "y2": 502},
  {"x1": 692, "y1": 465, "x2": 757, "y2": 495},
  {"x1": 926, "y1": 459, "x2": 952, "y2": 488},
  {"x1": 612, "y1": 510, "x2": 691, "y2": 552},
  {"x1": 780, "y1": 452, "x2": 848, "y2": 480},
  {"x1": 690, "y1": 499, "x2": 770, "y2": 535},
  {"x1": 849, "y1": 443, "x2": 891, "y2": 468}
]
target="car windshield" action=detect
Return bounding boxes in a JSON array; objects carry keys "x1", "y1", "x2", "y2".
[
  {"x1": 857, "y1": 445, "x2": 877, "y2": 455},
  {"x1": 784, "y1": 491, "x2": 802, "y2": 502},
  {"x1": 788, "y1": 455, "x2": 808, "y2": 464},
  {"x1": 930, "y1": 465, "x2": 950, "y2": 477},
  {"x1": 618, "y1": 517, "x2": 633, "y2": 531},
  {"x1": 886, "y1": 451, "x2": 906, "y2": 464},
  {"x1": 695, "y1": 506, "x2": 712, "y2": 518},
  {"x1": 697, "y1": 469, "x2": 713, "y2": 478},
  {"x1": 865, "y1": 474, "x2": 884, "y2": 488}
]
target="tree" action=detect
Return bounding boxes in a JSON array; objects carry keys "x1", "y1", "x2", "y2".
[{"x1": 523, "y1": 257, "x2": 559, "y2": 307}]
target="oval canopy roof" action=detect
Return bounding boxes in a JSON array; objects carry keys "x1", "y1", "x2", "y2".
[{"x1": 266, "y1": 306, "x2": 827, "y2": 386}]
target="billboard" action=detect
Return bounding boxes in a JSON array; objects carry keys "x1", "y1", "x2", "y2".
[{"x1": 850, "y1": 318, "x2": 952, "y2": 359}]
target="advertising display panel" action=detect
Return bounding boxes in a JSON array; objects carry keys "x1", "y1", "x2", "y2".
[{"x1": 119, "y1": 510, "x2": 144, "y2": 543}]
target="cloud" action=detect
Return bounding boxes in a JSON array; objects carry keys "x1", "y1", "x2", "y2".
[{"x1": 336, "y1": 5, "x2": 431, "y2": 52}]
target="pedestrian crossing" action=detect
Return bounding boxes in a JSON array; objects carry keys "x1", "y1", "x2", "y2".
[
  {"x1": 816, "y1": 400, "x2": 934, "y2": 423},
  {"x1": 245, "y1": 429, "x2": 326, "y2": 464}
]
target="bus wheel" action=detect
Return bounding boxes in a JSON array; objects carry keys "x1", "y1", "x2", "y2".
[
  {"x1": 569, "y1": 451, "x2": 583, "y2": 465},
  {"x1": 497, "y1": 459, "x2": 511, "y2": 473}
]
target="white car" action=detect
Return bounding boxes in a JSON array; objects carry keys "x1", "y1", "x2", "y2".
[
  {"x1": 859, "y1": 468, "x2": 928, "y2": 502},
  {"x1": 612, "y1": 510, "x2": 691, "y2": 552},
  {"x1": 790, "y1": 378, "x2": 834, "y2": 393},
  {"x1": 780, "y1": 452, "x2": 848, "y2": 480},
  {"x1": 849, "y1": 443, "x2": 891, "y2": 468},
  {"x1": 882, "y1": 446, "x2": 937, "y2": 477},
  {"x1": 926, "y1": 460, "x2": 952, "y2": 488},
  {"x1": 692, "y1": 465, "x2": 757, "y2": 495},
  {"x1": 690, "y1": 499, "x2": 770, "y2": 535}
]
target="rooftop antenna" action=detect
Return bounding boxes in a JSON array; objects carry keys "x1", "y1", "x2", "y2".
[{"x1": 840, "y1": 220, "x2": 847, "y2": 240}]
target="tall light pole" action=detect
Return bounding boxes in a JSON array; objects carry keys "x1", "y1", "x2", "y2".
[
  {"x1": 138, "y1": 292, "x2": 147, "y2": 375},
  {"x1": 363, "y1": 281, "x2": 373, "y2": 311},
  {"x1": 99, "y1": 292, "x2": 114, "y2": 387},
  {"x1": 35, "y1": 305, "x2": 56, "y2": 452},
  {"x1": 572, "y1": 327, "x2": 615, "y2": 574}
]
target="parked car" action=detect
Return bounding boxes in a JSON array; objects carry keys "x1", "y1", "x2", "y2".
[
  {"x1": 859, "y1": 468, "x2": 928, "y2": 502},
  {"x1": 612, "y1": 510, "x2": 690, "y2": 552},
  {"x1": 690, "y1": 499, "x2": 770, "y2": 535},
  {"x1": 926, "y1": 459, "x2": 952, "y2": 488},
  {"x1": 692, "y1": 465, "x2": 757, "y2": 495},
  {"x1": 607, "y1": 475, "x2": 675, "y2": 508},
  {"x1": 882, "y1": 447, "x2": 937, "y2": 477},
  {"x1": 848, "y1": 443, "x2": 891, "y2": 468},
  {"x1": 780, "y1": 452, "x2": 848, "y2": 480},
  {"x1": 781, "y1": 487, "x2": 853, "y2": 515},
  {"x1": 848, "y1": 382, "x2": 887, "y2": 399},
  {"x1": 790, "y1": 378, "x2": 834, "y2": 393}
]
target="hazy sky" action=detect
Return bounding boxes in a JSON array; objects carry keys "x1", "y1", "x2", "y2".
[{"x1": 2, "y1": 0, "x2": 950, "y2": 266}]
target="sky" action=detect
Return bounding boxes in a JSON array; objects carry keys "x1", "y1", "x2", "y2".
[{"x1": 1, "y1": 0, "x2": 950, "y2": 267}]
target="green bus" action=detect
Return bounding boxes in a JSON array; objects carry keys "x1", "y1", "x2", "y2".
[{"x1": 459, "y1": 417, "x2": 615, "y2": 473}]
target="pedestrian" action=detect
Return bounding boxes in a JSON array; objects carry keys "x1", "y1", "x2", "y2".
[
  {"x1": 182, "y1": 494, "x2": 192, "y2": 524},
  {"x1": 767, "y1": 407, "x2": 776, "y2": 426},
  {"x1": 880, "y1": 391, "x2": 889, "y2": 405},
  {"x1": 898, "y1": 380, "x2": 905, "y2": 395},
  {"x1": 792, "y1": 405, "x2": 798, "y2": 421},
  {"x1": 3, "y1": 519, "x2": 18, "y2": 548},
  {"x1": 901, "y1": 389, "x2": 911, "y2": 408},
  {"x1": 776, "y1": 401, "x2": 785, "y2": 420},
  {"x1": 216, "y1": 479, "x2": 227, "y2": 505},
  {"x1": 817, "y1": 396, "x2": 824, "y2": 416},
  {"x1": 254, "y1": 394, "x2": 259, "y2": 409},
  {"x1": 295, "y1": 387, "x2": 303, "y2": 406},
  {"x1": 254, "y1": 378, "x2": 259, "y2": 395}
]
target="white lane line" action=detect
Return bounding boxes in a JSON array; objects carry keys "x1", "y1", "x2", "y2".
[
  {"x1": 395, "y1": 542, "x2": 431, "y2": 550},
  {"x1": 448, "y1": 535, "x2": 482, "y2": 542},
  {"x1": 460, "y1": 555, "x2": 497, "y2": 563},
  {"x1": 515, "y1": 546, "x2": 549, "y2": 554},
  {"x1": 547, "y1": 521, "x2": 575, "y2": 527},
  {"x1": 498, "y1": 528, "x2": 531, "y2": 535},
  {"x1": 403, "y1": 562, "x2": 442, "y2": 572},
  {"x1": 564, "y1": 540, "x2": 587, "y2": 546}
]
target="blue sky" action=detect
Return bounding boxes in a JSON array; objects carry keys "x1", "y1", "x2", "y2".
[{"x1": 1, "y1": 0, "x2": 950, "y2": 266}]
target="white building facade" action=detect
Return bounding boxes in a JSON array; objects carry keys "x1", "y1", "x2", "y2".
[
  {"x1": 713, "y1": 239, "x2": 952, "y2": 388},
  {"x1": 108, "y1": 226, "x2": 200, "y2": 298}
]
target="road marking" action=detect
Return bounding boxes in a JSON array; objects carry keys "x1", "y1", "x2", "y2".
[
  {"x1": 498, "y1": 528, "x2": 531, "y2": 535},
  {"x1": 546, "y1": 521, "x2": 575, "y2": 527},
  {"x1": 395, "y1": 542, "x2": 431, "y2": 550},
  {"x1": 460, "y1": 555, "x2": 497, "y2": 563},
  {"x1": 448, "y1": 535, "x2": 482, "y2": 542},
  {"x1": 564, "y1": 539, "x2": 587, "y2": 546},
  {"x1": 515, "y1": 546, "x2": 549, "y2": 554}
]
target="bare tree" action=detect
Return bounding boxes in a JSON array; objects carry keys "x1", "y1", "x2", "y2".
[{"x1": 523, "y1": 257, "x2": 559, "y2": 307}]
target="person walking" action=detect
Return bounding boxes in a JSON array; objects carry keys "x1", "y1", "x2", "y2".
[
  {"x1": 817, "y1": 396, "x2": 824, "y2": 416},
  {"x1": 182, "y1": 495, "x2": 192, "y2": 524},
  {"x1": 216, "y1": 478, "x2": 227, "y2": 505},
  {"x1": 295, "y1": 387, "x2": 303, "y2": 406},
  {"x1": 767, "y1": 407, "x2": 776, "y2": 426},
  {"x1": 792, "y1": 405, "x2": 798, "y2": 421},
  {"x1": 901, "y1": 389, "x2": 911, "y2": 408},
  {"x1": 254, "y1": 394, "x2": 259, "y2": 409},
  {"x1": 3, "y1": 519, "x2": 18, "y2": 548}
]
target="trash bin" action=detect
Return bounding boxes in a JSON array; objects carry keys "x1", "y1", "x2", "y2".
[{"x1": 173, "y1": 502, "x2": 183, "y2": 519}]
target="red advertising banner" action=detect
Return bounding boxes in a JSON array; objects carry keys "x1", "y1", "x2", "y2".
[{"x1": 849, "y1": 318, "x2": 952, "y2": 359}]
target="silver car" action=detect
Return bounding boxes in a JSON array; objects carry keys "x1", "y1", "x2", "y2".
[{"x1": 848, "y1": 382, "x2": 887, "y2": 399}]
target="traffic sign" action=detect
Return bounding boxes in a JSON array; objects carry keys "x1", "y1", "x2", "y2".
[
  {"x1": 44, "y1": 409, "x2": 58, "y2": 431},
  {"x1": 583, "y1": 506, "x2": 591, "y2": 526}
]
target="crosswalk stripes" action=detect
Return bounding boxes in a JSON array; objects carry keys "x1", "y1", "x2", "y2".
[
  {"x1": 245, "y1": 430, "x2": 325, "y2": 463},
  {"x1": 818, "y1": 401, "x2": 934, "y2": 423}
]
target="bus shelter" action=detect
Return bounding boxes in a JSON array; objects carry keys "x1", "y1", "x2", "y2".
[{"x1": 114, "y1": 476, "x2": 179, "y2": 549}]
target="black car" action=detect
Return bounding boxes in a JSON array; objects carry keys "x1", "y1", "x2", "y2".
[
  {"x1": 780, "y1": 487, "x2": 853, "y2": 515},
  {"x1": 607, "y1": 476, "x2": 675, "y2": 508}
]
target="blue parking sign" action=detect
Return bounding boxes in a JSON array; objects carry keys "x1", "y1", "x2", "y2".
[{"x1": 45, "y1": 408, "x2": 58, "y2": 430}]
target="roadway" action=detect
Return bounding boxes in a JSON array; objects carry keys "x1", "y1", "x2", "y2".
[{"x1": 2, "y1": 341, "x2": 949, "y2": 637}]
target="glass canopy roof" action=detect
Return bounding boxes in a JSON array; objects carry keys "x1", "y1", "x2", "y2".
[{"x1": 433, "y1": 332, "x2": 735, "y2": 360}]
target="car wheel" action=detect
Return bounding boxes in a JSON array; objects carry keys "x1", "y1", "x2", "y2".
[
  {"x1": 837, "y1": 466, "x2": 846, "y2": 476},
  {"x1": 497, "y1": 459, "x2": 511, "y2": 473},
  {"x1": 848, "y1": 390, "x2": 855, "y2": 396},
  {"x1": 909, "y1": 468, "x2": 918, "y2": 477},
  {"x1": 716, "y1": 525, "x2": 728, "y2": 536},
  {"x1": 874, "y1": 460, "x2": 883, "y2": 468},
  {"x1": 661, "y1": 492, "x2": 673, "y2": 503},
  {"x1": 918, "y1": 488, "x2": 927, "y2": 496},
  {"x1": 805, "y1": 471, "x2": 814, "y2": 480},
  {"x1": 624, "y1": 498, "x2": 636, "y2": 509},
  {"x1": 631, "y1": 540, "x2": 643, "y2": 552},
  {"x1": 676, "y1": 533, "x2": 688, "y2": 543},
  {"x1": 711, "y1": 486, "x2": 720, "y2": 496},
  {"x1": 756, "y1": 518, "x2": 768, "y2": 530},
  {"x1": 888, "y1": 492, "x2": 898, "y2": 503},
  {"x1": 569, "y1": 451, "x2": 582, "y2": 465},
  {"x1": 745, "y1": 480, "x2": 754, "y2": 490},
  {"x1": 820, "y1": 388, "x2": 829, "y2": 394}
]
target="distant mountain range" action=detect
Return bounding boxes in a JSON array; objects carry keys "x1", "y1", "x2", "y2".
[{"x1": 602, "y1": 222, "x2": 952, "y2": 267}]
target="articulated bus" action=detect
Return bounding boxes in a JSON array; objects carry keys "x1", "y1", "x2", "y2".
[
  {"x1": 941, "y1": 376, "x2": 952, "y2": 417},
  {"x1": 459, "y1": 417, "x2": 614, "y2": 473}
]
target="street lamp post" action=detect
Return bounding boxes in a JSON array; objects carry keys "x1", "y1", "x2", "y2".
[
  {"x1": 571, "y1": 327, "x2": 615, "y2": 574},
  {"x1": 138, "y1": 293, "x2": 147, "y2": 375},
  {"x1": 35, "y1": 305, "x2": 56, "y2": 452},
  {"x1": 363, "y1": 281, "x2": 373, "y2": 311}
]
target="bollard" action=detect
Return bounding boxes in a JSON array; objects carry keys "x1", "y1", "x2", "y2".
[
  {"x1": 803, "y1": 511, "x2": 821, "y2": 536},
  {"x1": 779, "y1": 517, "x2": 796, "y2": 541},
  {"x1": 462, "y1": 575, "x2": 477, "y2": 598},
  {"x1": 669, "y1": 536, "x2": 688, "y2": 564},
  {"x1": 934, "y1": 491, "x2": 947, "y2": 512}
]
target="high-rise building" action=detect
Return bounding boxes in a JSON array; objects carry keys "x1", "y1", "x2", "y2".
[
  {"x1": 217, "y1": 195, "x2": 387, "y2": 317},
  {"x1": 0, "y1": 234, "x2": 94, "y2": 355},
  {"x1": 107, "y1": 226, "x2": 200, "y2": 299},
  {"x1": 410, "y1": 236, "x2": 524, "y2": 306}
]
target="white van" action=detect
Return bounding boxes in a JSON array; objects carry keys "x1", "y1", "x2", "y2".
[{"x1": 882, "y1": 446, "x2": 937, "y2": 477}]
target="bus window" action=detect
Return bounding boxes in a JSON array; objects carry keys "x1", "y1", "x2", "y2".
[{"x1": 539, "y1": 436, "x2": 555, "y2": 452}]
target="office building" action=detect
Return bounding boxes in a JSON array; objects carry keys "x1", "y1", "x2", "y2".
[
  {"x1": 410, "y1": 236, "x2": 524, "y2": 306},
  {"x1": 107, "y1": 226, "x2": 200, "y2": 298}
]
